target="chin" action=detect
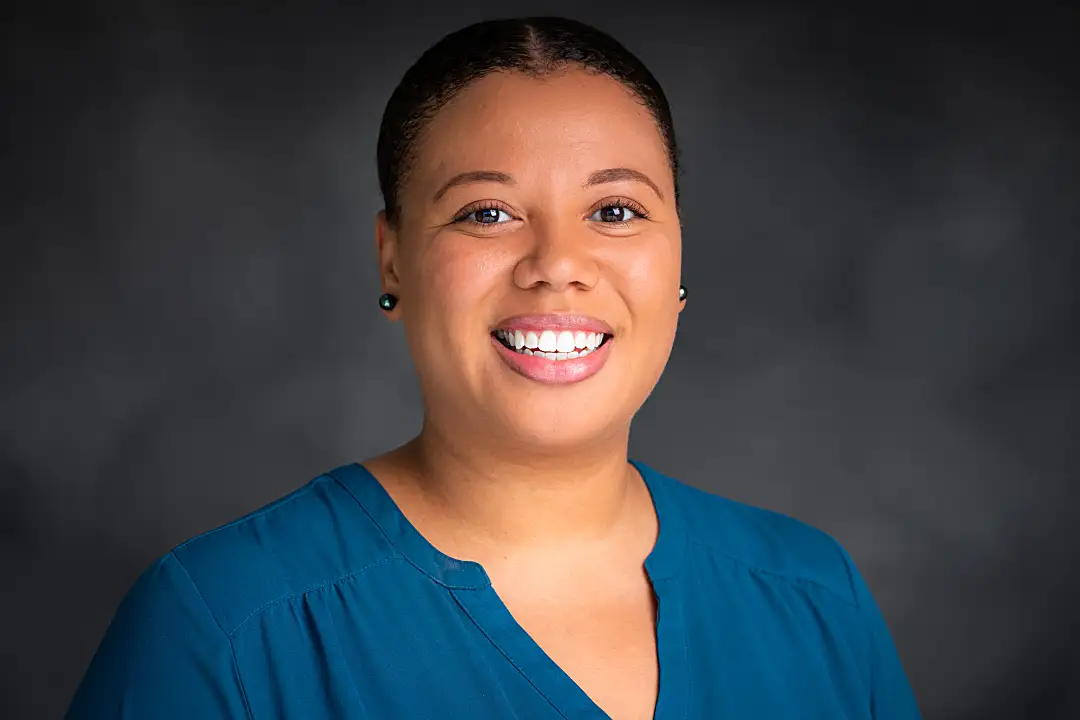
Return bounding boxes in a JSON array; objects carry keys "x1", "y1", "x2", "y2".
[{"x1": 492, "y1": 406, "x2": 628, "y2": 453}]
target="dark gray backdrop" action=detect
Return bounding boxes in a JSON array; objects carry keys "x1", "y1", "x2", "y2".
[{"x1": 3, "y1": 2, "x2": 1078, "y2": 718}]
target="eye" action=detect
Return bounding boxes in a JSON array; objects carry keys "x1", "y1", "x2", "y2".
[
  {"x1": 588, "y1": 199, "x2": 650, "y2": 225},
  {"x1": 452, "y1": 204, "x2": 515, "y2": 226}
]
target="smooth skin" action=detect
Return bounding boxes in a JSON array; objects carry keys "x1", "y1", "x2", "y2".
[{"x1": 367, "y1": 67, "x2": 685, "y2": 720}]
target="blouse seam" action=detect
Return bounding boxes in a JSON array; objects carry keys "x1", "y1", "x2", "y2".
[
  {"x1": 169, "y1": 551, "x2": 254, "y2": 720},
  {"x1": 687, "y1": 538, "x2": 858, "y2": 608},
  {"x1": 226, "y1": 555, "x2": 404, "y2": 638},
  {"x1": 679, "y1": 584, "x2": 691, "y2": 720},
  {"x1": 447, "y1": 589, "x2": 572, "y2": 720},
  {"x1": 172, "y1": 479, "x2": 323, "y2": 553},
  {"x1": 228, "y1": 640, "x2": 255, "y2": 719},
  {"x1": 834, "y1": 539, "x2": 862, "y2": 613},
  {"x1": 328, "y1": 471, "x2": 488, "y2": 590},
  {"x1": 834, "y1": 539, "x2": 876, "y2": 709}
]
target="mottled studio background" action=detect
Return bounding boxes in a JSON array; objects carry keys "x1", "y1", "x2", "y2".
[{"x1": 2, "y1": 2, "x2": 1078, "y2": 718}]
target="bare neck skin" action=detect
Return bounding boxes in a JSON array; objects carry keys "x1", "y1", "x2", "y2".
[{"x1": 367, "y1": 420, "x2": 653, "y2": 566}]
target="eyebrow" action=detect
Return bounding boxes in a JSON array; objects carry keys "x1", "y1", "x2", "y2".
[
  {"x1": 583, "y1": 167, "x2": 664, "y2": 200},
  {"x1": 432, "y1": 170, "x2": 515, "y2": 202},
  {"x1": 431, "y1": 167, "x2": 664, "y2": 203}
]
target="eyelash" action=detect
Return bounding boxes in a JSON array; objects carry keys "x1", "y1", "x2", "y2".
[{"x1": 451, "y1": 198, "x2": 652, "y2": 228}]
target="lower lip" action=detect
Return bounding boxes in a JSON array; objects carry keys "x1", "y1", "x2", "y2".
[{"x1": 491, "y1": 335, "x2": 614, "y2": 385}]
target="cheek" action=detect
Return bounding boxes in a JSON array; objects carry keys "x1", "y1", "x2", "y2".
[
  {"x1": 405, "y1": 237, "x2": 504, "y2": 341},
  {"x1": 616, "y1": 236, "x2": 682, "y2": 321},
  {"x1": 611, "y1": 237, "x2": 682, "y2": 395}
]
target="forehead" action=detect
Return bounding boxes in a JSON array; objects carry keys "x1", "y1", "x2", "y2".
[{"x1": 411, "y1": 69, "x2": 671, "y2": 193}]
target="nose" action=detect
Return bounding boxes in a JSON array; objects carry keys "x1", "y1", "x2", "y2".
[{"x1": 512, "y1": 222, "x2": 600, "y2": 293}]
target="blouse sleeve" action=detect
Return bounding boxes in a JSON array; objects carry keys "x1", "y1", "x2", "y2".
[
  {"x1": 66, "y1": 551, "x2": 251, "y2": 719},
  {"x1": 839, "y1": 544, "x2": 922, "y2": 719}
]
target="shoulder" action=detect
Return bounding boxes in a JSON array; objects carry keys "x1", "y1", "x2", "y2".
[
  {"x1": 159, "y1": 464, "x2": 399, "y2": 636},
  {"x1": 68, "y1": 465, "x2": 403, "y2": 716},
  {"x1": 641, "y1": 462, "x2": 857, "y2": 606}
]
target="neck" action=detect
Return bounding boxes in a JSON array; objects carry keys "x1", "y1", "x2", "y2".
[{"x1": 394, "y1": 419, "x2": 641, "y2": 552}]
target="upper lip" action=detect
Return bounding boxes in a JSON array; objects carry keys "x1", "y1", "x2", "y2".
[{"x1": 492, "y1": 314, "x2": 615, "y2": 334}]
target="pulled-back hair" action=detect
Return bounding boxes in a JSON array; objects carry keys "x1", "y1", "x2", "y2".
[{"x1": 376, "y1": 16, "x2": 681, "y2": 228}]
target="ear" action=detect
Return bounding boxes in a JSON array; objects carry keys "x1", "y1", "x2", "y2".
[{"x1": 375, "y1": 210, "x2": 404, "y2": 321}]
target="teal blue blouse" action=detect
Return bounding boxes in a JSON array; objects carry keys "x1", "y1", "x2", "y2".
[{"x1": 68, "y1": 461, "x2": 921, "y2": 718}]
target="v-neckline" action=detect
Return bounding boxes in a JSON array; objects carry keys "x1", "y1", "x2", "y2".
[{"x1": 331, "y1": 460, "x2": 689, "y2": 720}]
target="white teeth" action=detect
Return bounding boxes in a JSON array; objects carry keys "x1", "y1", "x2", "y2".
[
  {"x1": 538, "y1": 330, "x2": 557, "y2": 352},
  {"x1": 495, "y1": 328, "x2": 609, "y2": 360}
]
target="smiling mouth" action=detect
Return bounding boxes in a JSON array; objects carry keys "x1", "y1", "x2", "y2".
[{"x1": 492, "y1": 328, "x2": 612, "y2": 360}]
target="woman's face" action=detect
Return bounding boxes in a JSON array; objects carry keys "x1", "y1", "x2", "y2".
[{"x1": 377, "y1": 68, "x2": 683, "y2": 451}]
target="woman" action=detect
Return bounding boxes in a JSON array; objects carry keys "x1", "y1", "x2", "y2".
[{"x1": 68, "y1": 16, "x2": 920, "y2": 719}]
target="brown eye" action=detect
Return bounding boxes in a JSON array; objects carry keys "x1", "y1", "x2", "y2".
[
  {"x1": 453, "y1": 205, "x2": 513, "y2": 225},
  {"x1": 472, "y1": 208, "x2": 505, "y2": 224},
  {"x1": 595, "y1": 206, "x2": 635, "y2": 223},
  {"x1": 588, "y1": 199, "x2": 650, "y2": 224}
]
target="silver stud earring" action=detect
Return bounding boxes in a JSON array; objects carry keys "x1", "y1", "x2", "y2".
[{"x1": 679, "y1": 285, "x2": 687, "y2": 301}]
